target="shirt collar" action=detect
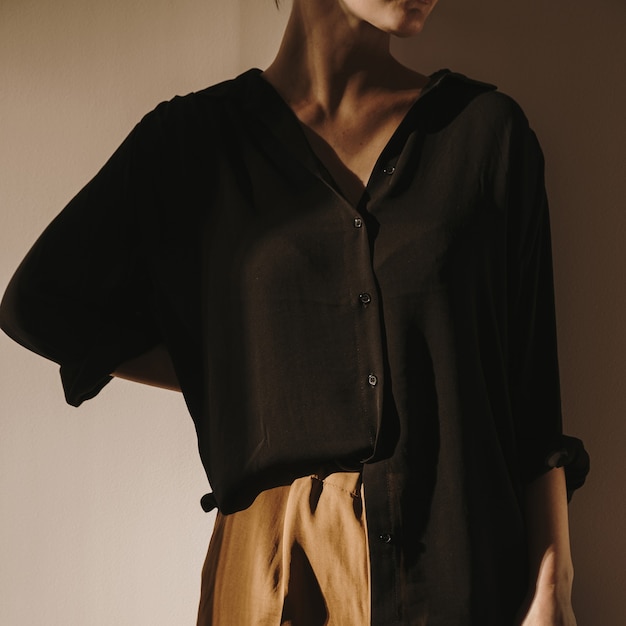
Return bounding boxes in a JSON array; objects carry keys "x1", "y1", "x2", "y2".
[{"x1": 229, "y1": 68, "x2": 497, "y2": 203}]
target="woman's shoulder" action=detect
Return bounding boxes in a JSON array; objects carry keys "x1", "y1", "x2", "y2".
[
  {"x1": 141, "y1": 69, "x2": 260, "y2": 125},
  {"x1": 428, "y1": 69, "x2": 532, "y2": 137},
  {"x1": 122, "y1": 71, "x2": 259, "y2": 155}
]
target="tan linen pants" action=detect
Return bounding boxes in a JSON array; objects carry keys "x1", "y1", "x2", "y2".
[{"x1": 197, "y1": 468, "x2": 370, "y2": 626}]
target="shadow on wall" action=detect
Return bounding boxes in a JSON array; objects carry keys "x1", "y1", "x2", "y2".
[{"x1": 390, "y1": 1, "x2": 626, "y2": 623}]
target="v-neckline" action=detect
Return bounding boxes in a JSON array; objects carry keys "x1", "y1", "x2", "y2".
[{"x1": 241, "y1": 68, "x2": 451, "y2": 208}]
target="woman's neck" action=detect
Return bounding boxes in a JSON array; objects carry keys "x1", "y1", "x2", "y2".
[{"x1": 263, "y1": 0, "x2": 419, "y2": 115}]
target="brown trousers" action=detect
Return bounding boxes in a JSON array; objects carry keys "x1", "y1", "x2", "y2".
[{"x1": 197, "y1": 468, "x2": 370, "y2": 625}]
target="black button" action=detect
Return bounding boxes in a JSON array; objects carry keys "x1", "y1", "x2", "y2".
[
  {"x1": 378, "y1": 533, "x2": 393, "y2": 544},
  {"x1": 359, "y1": 293, "x2": 372, "y2": 305},
  {"x1": 353, "y1": 217, "x2": 363, "y2": 228},
  {"x1": 368, "y1": 374, "x2": 378, "y2": 387},
  {"x1": 382, "y1": 166, "x2": 396, "y2": 175}
]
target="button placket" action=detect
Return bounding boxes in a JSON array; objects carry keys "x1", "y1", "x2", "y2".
[{"x1": 347, "y1": 202, "x2": 383, "y2": 444}]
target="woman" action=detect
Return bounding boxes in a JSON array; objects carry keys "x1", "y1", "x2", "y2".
[{"x1": 0, "y1": 0, "x2": 587, "y2": 624}]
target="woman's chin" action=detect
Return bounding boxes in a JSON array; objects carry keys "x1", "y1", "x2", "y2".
[{"x1": 383, "y1": 19, "x2": 427, "y2": 38}]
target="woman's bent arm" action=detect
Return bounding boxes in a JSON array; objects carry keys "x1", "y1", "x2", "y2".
[{"x1": 112, "y1": 344, "x2": 181, "y2": 392}]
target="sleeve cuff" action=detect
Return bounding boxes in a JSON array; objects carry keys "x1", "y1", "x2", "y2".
[
  {"x1": 59, "y1": 323, "x2": 160, "y2": 407},
  {"x1": 544, "y1": 434, "x2": 590, "y2": 501}
]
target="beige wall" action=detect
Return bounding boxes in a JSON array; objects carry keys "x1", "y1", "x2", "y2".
[
  {"x1": 0, "y1": 2, "x2": 241, "y2": 624},
  {"x1": 1, "y1": 0, "x2": 623, "y2": 624}
]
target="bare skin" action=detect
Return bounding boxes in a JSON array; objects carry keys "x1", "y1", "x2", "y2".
[
  {"x1": 516, "y1": 466, "x2": 577, "y2": 626},
  {"x1": 262, "y1": 0, "x2": 436, "y2": 205},
  {"x1": 114, "y1": 1, "x2": 577, "y2": 623},
  {"x1": 113, "y1": 343, "x2": 180, "y2": 391}
]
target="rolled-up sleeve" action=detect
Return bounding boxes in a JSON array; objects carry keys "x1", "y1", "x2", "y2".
[
  {"x1": 506, "y1": 119, "x2": 589, "y2": 494},
  {"x1": 0, "y1": 109, "x2": 165, "y2": 406}
]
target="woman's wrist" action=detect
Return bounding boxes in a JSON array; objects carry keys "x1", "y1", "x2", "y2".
[
  {"x1": 517, "y1": 560, "x2": 576, "y2": 626},
  {"x1": 532, "y1": 547, "x2": 574, "y2": 592}
]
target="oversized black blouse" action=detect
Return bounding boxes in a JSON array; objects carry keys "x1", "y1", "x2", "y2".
[{"x1": 0, "y1": 69, "x2": 587, "y2": 625}]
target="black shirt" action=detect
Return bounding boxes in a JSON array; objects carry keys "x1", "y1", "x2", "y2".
[{"x1": 0, "y1": 69, "x2": 587, "y2": 624}]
